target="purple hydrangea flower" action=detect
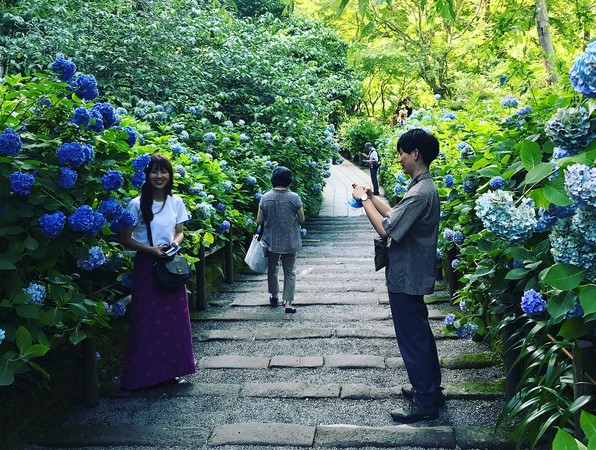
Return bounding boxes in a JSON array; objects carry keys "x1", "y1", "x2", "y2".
[
  {"x1": 516, "y1": 106, "x2": 532, "y2": 117},
  {"x1": 39, "y1": 211, "x2": 66, "y2": 238},
  {"x1": 59, "y1": 167, "x2": 78, "y2": 189},
  {"x1": 51, "y1": 55, "x2": 76, "y2": 82},
  {"x1": 101, "y1": 170, "x2": 124, "y2": 191},
  {"x1": 77, "y1": 246, "x2": 106, "y2": 271},
  {"x1": 520, "y1": 289, "x2": 546, "y2": 315},
  {"x1": 0, "y1": 128, "x2": 23, "y2": 156}
]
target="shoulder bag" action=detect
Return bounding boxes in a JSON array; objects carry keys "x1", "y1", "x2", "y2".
[
  {"x1": 146, "y1": 221, "x2": 192, "y2": 289},
  {"x1": 374, "y1": 237, "x2": 389, "y2": 271}
]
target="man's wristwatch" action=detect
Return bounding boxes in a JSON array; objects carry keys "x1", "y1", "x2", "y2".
[{"x1": 360, "y1": 193, "x2": 369, "y2": 202}]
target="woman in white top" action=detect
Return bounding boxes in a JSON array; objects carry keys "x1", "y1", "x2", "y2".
[{"x1": 119, "y1": 154, "x2": 195, "y2": 390}]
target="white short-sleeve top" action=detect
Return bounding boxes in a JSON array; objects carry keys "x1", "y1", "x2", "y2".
[{"x1": 127, "y1": 195, "x2": 190, "y2": 246}]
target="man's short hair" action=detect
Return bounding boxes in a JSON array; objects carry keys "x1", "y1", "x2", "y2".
[
  {"x1": 397, "y1": 129, "x2": 440, "y2": 166},
  {"x1": 365, "y1": 142, "x2": 373, "y2": 149},
  {"x1": 271, "y1": 166, "x2": 293, "y2": 187}
]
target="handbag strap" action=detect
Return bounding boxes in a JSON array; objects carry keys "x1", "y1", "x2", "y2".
[{"x1": 145, "y1": 220, "x2": 154, "y2": 247}]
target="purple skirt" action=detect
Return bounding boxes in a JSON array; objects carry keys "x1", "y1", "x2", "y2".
[{"x1": 121, "y1": 252, "x2": 196, "y2": 390}]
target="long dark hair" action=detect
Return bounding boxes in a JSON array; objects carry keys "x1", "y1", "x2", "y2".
[{"x1": 140, "y1": 154, "x2": 174, "y2": 223}]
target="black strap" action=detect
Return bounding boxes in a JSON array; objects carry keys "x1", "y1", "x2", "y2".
[{"x1": 145, "y1": 220, "x2": 154, "y2": 247}]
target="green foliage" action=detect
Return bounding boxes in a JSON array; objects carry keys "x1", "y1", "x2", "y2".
[
  {"x1": 552, "y1": 411, "x2": 596, "y2": 450},
  {"x1": 337, "y1": 116, "x2": 386, "y2": 160}
]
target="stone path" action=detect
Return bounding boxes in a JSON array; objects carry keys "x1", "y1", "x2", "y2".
[{"x1": 24, "y1": 160, "x2": 511, "y2": 450}]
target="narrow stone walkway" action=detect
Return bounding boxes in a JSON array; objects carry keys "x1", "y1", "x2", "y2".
[{"x1": 24, "y1": 161, "x2": 511, "y2": 450}]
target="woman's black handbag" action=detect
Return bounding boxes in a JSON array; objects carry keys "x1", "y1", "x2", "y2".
[
  {"x1": 374, "y1": 237, "x2": 389, "y2": 271},
  {"x1": 146, "y1": 221, "x2": 191, "y2": 289},
  {"x1": 154, "y1": 255, "x2": 192, "y2": 289}
]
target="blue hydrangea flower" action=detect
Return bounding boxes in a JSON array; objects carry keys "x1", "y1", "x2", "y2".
[
  {"x1": 569, "y1": 41, "x2": 596, "y2": 98},
  {"x1": 545, "y1": 107, "x2": 594, "y2": 151},
  {"x1": 0, "y1": 128, "x2": 22, "y2": 156},
  {"x1": 219, "y1": 220, "x2": 231, "y2": 234},
  {"x1": 246, "y1": 176, "x2": 257, "y2": 186},
  {"x1": 77, "y1": 246, "x2": 106, "y2": 271},
  {"x1": 87, "y1": 108, "x2": 104, "y2": 132},
  {"x1": 0, "y1": 328, "x2": 5, "y2": 344},
  {"x1": 174, "y1": 165, "x2": 187, "y2": 178},
  {"x1": 239, "y1": 133, "x2": 249, "y2": 142},
  {"x1": 10, "y1": 171, "x2": 35, "y2": 195},
  {"x1": 264, "y1": 132, "x2": 272, "y2": 140},
  {"x1": 132, "y1": 153, "x2": 151, "y2": 171},
  {"x1": 91, "y1": 103, "x2": 118, "y2": 128},
  {"x1": 39, "y1": 211, "x2": 66, "y2": 238},
  {"x1": 516, "y1": 106, "x2": 532, "y2": 117},
  {"x1": 455, "y1": 322, "x2": 478, "y2": 339},
  {"x1": 499, "y1": 75, "x2": 507, "y2": 85},
  {"x1": 462, "y1": 175, "x2": 478, "y2": 195},
  {"x1": 434, "y1": 94, "x2": 441, "y2": 100},
  {"x1": 443, "y1": 112, "x2": 456, "y2": 120},
  {"x1": 188, "y1": 106, "x2": 197, "y2": 114},
  {"x1": 255, "y1": 192, "x2": 263, "y2": 200},
  {"x1": 458, "y1": 142, "x2": 475, "y2": 160},
  {"x1": 179, "y1": 130, "x2": 189, "y2": 142},
  {"x1": 451, "y1": 259, "x2": 459, "y2": 269},
  {"x1": 564, "y1": 298, "x2": 585, "y2": 319},
  {"x1": 436, "y1": 249, "x2": 443, "y2": 260},
  {"x1": 550, "y1": 210, "x2": 596, "y2": 277},
  {"x1": 459, "y1": 300, "x2": 468, "y2": 312},
  {"x1": 196, "y1": 203, "x2": 212, "y2": 219},
  {"x1": 223, "y1": 120, "x2": 233, "y2": 128},
  {"x1": 101, "y1": 170, "x2": 124, "y2": 191},
  {"x1": 500, "y1": 96, "x2": 519, "y2": 107},
  {"x1": 348, "y1": 197, "x2": 363, "y2": 208},
  {"x1": 512, "y1": 259, "x2": 524, "y2": 269},
  {"x1": 110, "y1": 210, "x2": 135, "y2": 233},
  {"x1": 573, "y1": 207, "x2": 596, "y2": 245},
  {"x1": 489, "y1": 176, "x2": 505, "y2": 190},
  {"x1": 443, "y1": 229, "x2": 454, "y2": 242},
  {"x1": 109, "y1": 300, "x2": 126, "y2": 318},
  {"x1": 71, "y1": 107, "x2": 90, "y2": 127},
  {"x1": 68, "y1": 205, "x2": 106, "y2": 237},
  {"x1": 564, "y1": 164, "x2": 596, "y2": 207},
  {"x1": 215, "y1": 203, "x2": 226, "y2": 212},
  {"x1": 204, "y1": 132, "x2": 216, "y2": 144},
  {"x1": 475, "y1": 190, "x2": 537, "y2": 245},
  {"x1": 22, "y1": 282, "x2": 46, "y2": 304},
  {"x1": 58, "y1": 166, "x2": 78, "y2": 189},
  {"x1": 222, "y1": 181, "x2": 232, "y2": 192},
  {"x1": 444, "y1": 313, "x2": 456, "y2": 326},
  {"x1": 171, "y1": 143, "x2": 184, "y2": 154},
  {"x1": 51, "y1": 54, "x2": 76, "y2": 82},
  {"x1": 444, "y1": 174, "x2": 454, "y2": 188},
  {"x1": 394, "y1": 184, "x2": 406, "y2": 195},
  {"x1": 69, "y1": 74, "x2": 99, "y2": 101},
  {"x1": 452, "y1": 231, "x2": 465, "y2": 245},
  {"x1": 312, "y1": 184, "x2": 323, "y2": 193},
  {"x1": 396, "y1": 172, "x2": 407, "y2": 184},
  {"x1": 56, "y1": 142, "x2": 94, "y2": 167},
  {"x1": 98, "y1": 197, "x2": 123, "y2": 222},
  {"x1": 131, "y1": 171, "x2": 146, "y2": 188},
  {"x1": 123, "y1": 126, "x2": 137, "y2": 147},
  {"x1": 535, "y1": 203, "x2": 576, "y2": 232},
  {"x1": 520, "y1": 289, "x2": 546, "y2": 315}
]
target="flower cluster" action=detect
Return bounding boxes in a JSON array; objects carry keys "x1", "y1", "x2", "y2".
[
  {"x1": 455, "y1": 322, "x2": 478, "y2": 339},
  {"x1": 57, "y1": 167, "x2": 77, "y2": 190},
  {"x1": 516, "y1": 106, "x2": 532, "y2": 117},
  {"x1": 544, "y1": 107, "x2": 594, "y2": 152},
  {"x1": 246, "y1": 175, "x2": 257, "y2": 186},
  {"x1": 564, "y1": 164, "x2": 596, "y2": 207},
  {"x1": 196, "y1": 203, "x2": 212, "y2": 219},
  {"x1": 39, "y1": 211, "x2": 66, "y2": 238},
  {"x1": 51, "y1": 54, "x2": 76, "y2": 82},
  {"x1": 215, "y1": 203, "x2": 226, "y2": 212},
  {"x1": 520, "y1": 289, "x2": 546, "y2": 315},
  {"x1": 550, "y1": 210, "x2": 596, "y2": 277},
  {"x1": 77, "y1": 246, "x2": 106, "y2": 271},
  {"x1": 458, "y1": 142, "x2": 475, "y2": 160},
  {"x1": 489, "y1": 176, "x2": 505, "y2": 190},
  {"x1": 312, "y1": 183, "x2": 322, "y2": 193},
  {"x1": 444, "y1": 313, "x2": 456, "y2": 326},
  {"x1": 444, "y1": 174, "x2": 454, "y2": 188},
  {"x1": 443, "y1": 112, "x2": 456, "y2": 120},
  {"x1": 475, "y1": 190, "x2": 537, "y2": 245},
  {"x1": 109, "y1": 300, "x2": 126, "y2": 319},
  {"x1": 22, "y1": 283, "x2": 46, "y2": 304},
  {"x1": 101, "y1": 170, "x2": 124, "y2": 191},
  {"x1": 218, "y1": 220, "x2": 231, "y2": 234},
  {"x1": 535, "y1": 203, "x2": 575, "y2": 232},
  {"x1": 56, "y1": 142, "x2": 94, "y2": 167},
  {"x1": 68, "y1": 205, "x2": 105, "y2": 237},
  {"x1": 0, "y1": 328, "x2": 5, "y2": 345},
  {"x1": 0, "y1": 128, "x2": 22, "y2": 156},
  {"x1": 10, "y1": 171, "x2": 35, "y2": 195},
  {"x1": 223, "y1": 120, "x2": 233, "y2": 128},
  {"x1": 565, "y1": 298, "x2": 585, "y2": 319},
  {"x1": 451, "y1": 259, "x2": 459, "y2": 269},
  {"x1": 394, "y1": 184, "x2": 406, "y2": 196},
  {"x1": 69, "y1": 74, "x2": 99, "y2": 101},
  {"x1": 569, "y1": 41, "x2": 596, "y2": 98},
  {"x1": 500, "y1": 96, "x2": 519, "y2": 107}
]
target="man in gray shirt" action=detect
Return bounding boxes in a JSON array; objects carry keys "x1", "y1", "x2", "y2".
[{"x1": 352, "y1": 128, "x2": 443, "y2": 423}]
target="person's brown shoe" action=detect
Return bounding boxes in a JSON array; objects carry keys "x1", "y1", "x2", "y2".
[
  {"x1": 391, "y1": 404, "x2": 439, "y2": 423},
  {"x1": 401, "y1": 385, "x2": 446, "y2": 407}
]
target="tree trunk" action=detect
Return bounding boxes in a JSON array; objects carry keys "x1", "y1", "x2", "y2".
[{"x1": 535, "y1": 0, "x2": 559, "y2": 84}]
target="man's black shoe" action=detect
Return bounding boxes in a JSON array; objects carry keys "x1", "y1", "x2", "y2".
[
  {"x1": 391, "y1": 404, "x2": 439, "y2": 423},
  {"x1": 401, "y1": 385, "x2": 446, "y2": 407}
]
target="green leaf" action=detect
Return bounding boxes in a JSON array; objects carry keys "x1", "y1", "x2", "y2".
[
  {"x1": 24, "y1": 236, "x2": 39, "y2": 251},
  {"x1": 69, "y1": 328, "x2": 87, "y2": 345},
  {"x1": 558, "y1": 318, "x2": 590, "y2": 340},
  {"x1": 551, "y1": 428, "x2": 584, "y2": 450},
  {"x1": 519, "y1": 140, "x2": 542, "y2": 170},
  {"x1": 15, "y1": 304, "x2": 41, "y2": 319},
  {"x1": 542, "y1": 176, "x2": 572, "y2": 206},
  {"x1": 505, "y1": 268, "x2": 531, "y2": 280},
  {"x1": 578, "y1": 285, "x2": 596, "y2": 315},
  {"x1": 21, "y1": 344, "x2": 50, "y2": 358},
  {"x1": 15, "y1": 326, "x2": 32, "y2": 352},
  {"x1": 0, "y1": 260, "x2": 17, "y2": 270},
  {"x1": 542, "y1": 264, "x2": 585, "y2": 290},
  {"x1": 0, "y1": 354, "x2": 16, "y2": 387},
  {"x1": 524, "y1": 163, "x2": 555, "y2": 186},
  {"x1": 580, "y1": 411, "x2": 596, "y2": 440},
  {"x1": 546, "y1": 291, "x2": 576, "y2": 320}
]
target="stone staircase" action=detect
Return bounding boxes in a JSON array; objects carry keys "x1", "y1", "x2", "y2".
[{"x1": 25, "y1": 216, "x2": 513, "y2": 450}]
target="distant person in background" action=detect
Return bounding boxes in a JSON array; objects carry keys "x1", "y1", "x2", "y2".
[
  {"x1": 361, "y1": 142, "x2": 380, "y2": 195},
  {"x1": 401, "y1": 96, "x2": 413, "y2": 117}
]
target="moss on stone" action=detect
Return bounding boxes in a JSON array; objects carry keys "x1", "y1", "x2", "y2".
[{"x1": 442, "y1": 352, "x2": 499, "y2": 369}]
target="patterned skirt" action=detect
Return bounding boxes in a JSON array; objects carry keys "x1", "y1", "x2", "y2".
[{"x1": 121, "y1": 251, "x2": 196, "y2": 390}]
